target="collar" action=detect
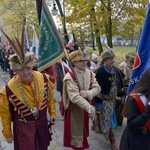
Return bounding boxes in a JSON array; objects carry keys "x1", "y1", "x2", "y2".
[
  {"x1": 75, "y1": 67, "x2": 85, "y2": 75},
  {"x1": 103, "y1": 64, "x2": 114, "y2": 74}
]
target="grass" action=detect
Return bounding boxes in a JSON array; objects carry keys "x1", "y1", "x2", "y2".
[{"x1": 86, "y1": 46, "x2": 136, "y2": 65}]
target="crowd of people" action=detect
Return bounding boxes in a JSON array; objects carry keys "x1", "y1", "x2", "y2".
[
  {"x1": 0, "y1": 42, "x2": 39, "y2": 78},
  {"x1": 54, "y1": 43, "x2": 136, "y2": 150},
  {"x1": 1, "y1": 30, "x2": 150, "y2": 150},
  {"x1": 0, "y1": 44, "x2": 16, "y2": 78}
]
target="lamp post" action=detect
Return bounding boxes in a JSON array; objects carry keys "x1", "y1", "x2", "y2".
[
  {"x1": 51, "y1": 3, "x2": 58, "y2": 16},
  {"x1": 55, "y1": 0, "x2": 69, "y2": 44},
  {"x1": 46, "y1": 0, "x2": 58, "y2": 16},
  {"x1": 47, "y1": 0, "x2": 69, "y2": 44}
]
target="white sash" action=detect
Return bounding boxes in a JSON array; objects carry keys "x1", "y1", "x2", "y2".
[{"x1": 137, "y1": 93, "x2": 147, "y2": 106}]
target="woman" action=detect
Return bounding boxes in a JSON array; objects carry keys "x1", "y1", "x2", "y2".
[
  {"x1": 90, "y1": 53, "x2": 99, "y2": 73},
  {"x1": 119, "y1": 68, "x2": 150, "y2": 150}
]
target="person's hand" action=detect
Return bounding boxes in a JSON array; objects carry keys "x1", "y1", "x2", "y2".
[
  {"x1": 116, "y1": 96, "x2": 125, "y2": 103},
  {"x1": 80, "y1": 90, "x2": 88, "y2": 98},
  {"x1": 116, "y1": 96, "x2": 122, "y2": 101},
  {"x1": 89, "y1": 106, "x2": 95, "y2": 121},
  {"x1": 6, "y1": 136, "x2": 13, "y2": 144},
  {"x1": 89, "y1": 112, "x2": 95, "y2": 121},
  {"x1": 50, "y1": 116, "x2": 56, "y2": 124}
]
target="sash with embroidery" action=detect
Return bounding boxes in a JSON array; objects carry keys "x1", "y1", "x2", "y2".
[{"x1": 130, "y1": 93, "x2": 150, "y2": 130}]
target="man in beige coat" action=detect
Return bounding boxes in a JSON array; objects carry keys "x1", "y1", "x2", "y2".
[
  {"x1": 62, "y1": 49, "x2": 101, "y2": 150},
  {"x1": 118, "y1": 52, "x2": 135, "y2": 95}
]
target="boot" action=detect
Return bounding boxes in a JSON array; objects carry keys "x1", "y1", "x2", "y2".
[{"x1": 109, "y1": 129, "x2": 118, "y2": 150}]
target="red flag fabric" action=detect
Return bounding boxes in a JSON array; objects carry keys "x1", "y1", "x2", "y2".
[{"x1": 41, "y1": 65, "x2": 57, "y2": 84}]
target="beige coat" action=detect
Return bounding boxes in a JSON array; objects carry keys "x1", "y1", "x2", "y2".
[
  {"x1": 63, "y1": 67, "x2": 101, "y2": 147},
  {"x1": 63, "y1": 68, "x2": 101, "y2": 113}
]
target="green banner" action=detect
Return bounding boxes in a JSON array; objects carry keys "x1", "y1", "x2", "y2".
[{"x1": 38, "y1": 0, "x2": 64, "y2": 72}]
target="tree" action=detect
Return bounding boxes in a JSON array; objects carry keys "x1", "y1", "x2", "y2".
[
  {"x1": 0, "y1": 0, "x2": 147, "y2": 53},
  {"x1": 0, "y1": 0, "x2": 39, "y2": 40},
  {"x1": 64, "y1": 0, "x2": 147, "y2": 52},
  {"x1": 55, "y1": 0, "x2": 69, "y2": 44},
  {"x1": 65, "y1": 0, "x2": 103, "y2": 53}
]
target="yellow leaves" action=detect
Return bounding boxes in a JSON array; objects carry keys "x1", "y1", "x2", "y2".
[
  {"x1": 66, "y1": 2, "x2": 94, "y2": 23},
  {"x1": 0, "y1": 0, "x2": 38, "y2": 38}
]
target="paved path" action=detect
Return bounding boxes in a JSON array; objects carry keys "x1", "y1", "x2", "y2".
[{"x1": 0, "y1": 69, "x2": 126, "y2": 150}]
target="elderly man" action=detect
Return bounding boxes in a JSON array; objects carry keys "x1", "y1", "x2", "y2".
[
  {"x1": 118, "y1": 52, "x2": 135, "y2": 95},
  {"x1": 62, "y1": 49, "x2": 101, "y2": 150},
  {"x1": 0, "y1": 31, "x2": 56, "y2": 150},
  {"x1": 95, "y1": 49, "x2": 125, "y2": 150}
]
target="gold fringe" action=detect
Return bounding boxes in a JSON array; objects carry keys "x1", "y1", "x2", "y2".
[{"x1": 9, "y1": 98, "x2": 27, "y2": 123}]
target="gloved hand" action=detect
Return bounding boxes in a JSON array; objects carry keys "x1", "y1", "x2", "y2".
[
  {"x1": 50, "y1": 116, "x2": 56, "y2": 124},
  {"x1": 6, "y1": 136, "x2": 13, "y2": 144}
]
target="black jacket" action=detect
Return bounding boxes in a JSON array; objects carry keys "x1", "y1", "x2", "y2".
[{"x1": 120, "y1": 96, "x2": 150, "y2": 150}]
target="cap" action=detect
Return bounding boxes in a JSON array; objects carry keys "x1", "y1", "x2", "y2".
[
  {"x1": 69, "y1": 49, "x2": 90, "y2": 62},
  {"x1": 91, "y1": 53, "x2": 98, "y2": 60},
  {"x1": 101, "y1": 49, "x2": 115, "y2": 61},
  {"x1": 0, "y1": 25, "x2": 35, "y2": 70}
]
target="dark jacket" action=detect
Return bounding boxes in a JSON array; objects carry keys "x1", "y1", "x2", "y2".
[
  {"x1": 119, "y1": 96, "x2": 150, "y2": 150},
  {"x1": 95, "y1": 66, "x2": 125, "y2": 97},
  {"x1": 55, "y1": 62, "x2": 64, "y2": 93}
]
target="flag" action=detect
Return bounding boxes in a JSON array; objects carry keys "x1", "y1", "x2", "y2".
[
  {"x1": 127, "y1": 2, "x2": 150, "y2": 94},
  {"x1": 36, "y1": 0, "x2": 64, "y2": 83},
  {"x1": 31, "y1": 27, "x2": 39, "y2": 58},
  {"x1": 24, "y1": 28, "x2": 30, "y2": 51}
]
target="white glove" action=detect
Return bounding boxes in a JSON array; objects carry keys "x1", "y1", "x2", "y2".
[
  {"x1": 50, "y1": 116, "x2": 56, "y2": 124},
  {"x1": 6, "y1": 136, "x2": 13, "y2": 143}
]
